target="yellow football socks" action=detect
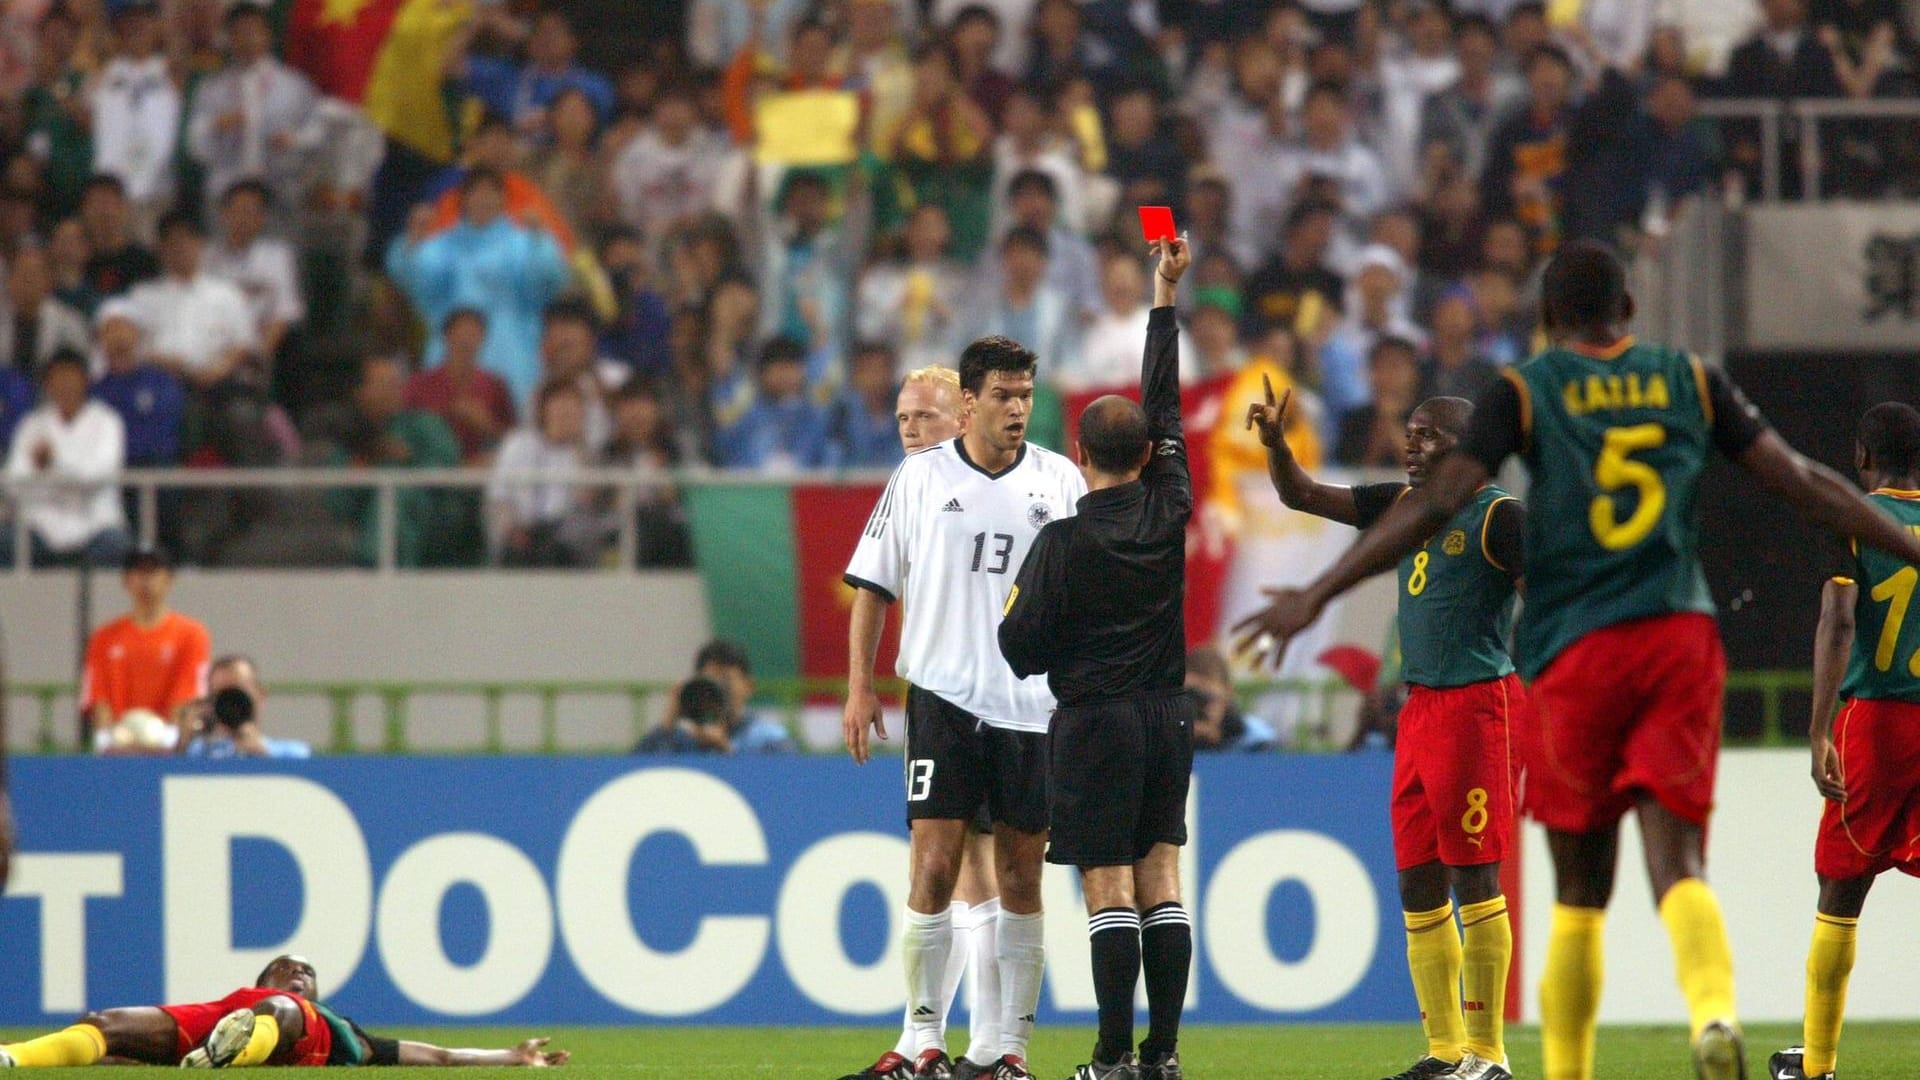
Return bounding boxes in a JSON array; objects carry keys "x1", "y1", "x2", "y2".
[
  {"x1": 1404, "y1": 901, "x2": 1466, "y2": 1063},
  {"x1": 1541, "y1": 904, "x2": 1605, "y2": 1080},
  {"x1": 1659, "y1": 877, "x2": 1738, "y2": 1038},
  {"x1": 1803, "y1": 914, "x2": 1858, "y2": 1076},
  {"x1": 1, "y1": 1023, "x2": 107, "y2": 1067},
  {"x1": 232, "y1": 1014, "x2": 281, "y2": 1068},
  {"x1": 1459, "y1": 895, "x2": 1512, "y2": 1063}
]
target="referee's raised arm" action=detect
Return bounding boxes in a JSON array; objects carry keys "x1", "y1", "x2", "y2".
[{"x1": 1141, "y1": 236, "x2": 1192, "y2": 521}]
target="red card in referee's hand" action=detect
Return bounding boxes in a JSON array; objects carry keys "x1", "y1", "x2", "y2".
[{"x1": 1138, "y1": 205, "x2": 1175, "y2": 243}]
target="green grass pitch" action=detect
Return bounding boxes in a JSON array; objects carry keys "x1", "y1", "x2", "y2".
[{"x1": 14, "y1": 1022, "x2": 1920, "y2": 1077}]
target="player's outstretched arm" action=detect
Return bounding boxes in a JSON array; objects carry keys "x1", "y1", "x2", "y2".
[
  {"x1": 1808, "y1": 575, "x2": 1857, "y2": 803},
  {"x1": 398, "y1": 1037, "x2": 569, "y2": 1067},
  {"x1": 1737, "y1": 431, "x2": 1920, "y2": 567},
  {"x1": 843, "y1": 587, "x2": 890, "y2": 766},
  {"x1": 1246, "y1": 375, "x2": 1361, "y2": 526},
  {"x1": 1233, "y1": 451, "x2": 1488, "y2": 666}
]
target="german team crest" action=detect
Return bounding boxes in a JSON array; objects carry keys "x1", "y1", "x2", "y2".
[
  {"x1": 1028, "y1": 502, "x2": 1052, "y2": 528},
  {"x1": 1443, "y1": 529, "x2": 1467, "y2": 556}
]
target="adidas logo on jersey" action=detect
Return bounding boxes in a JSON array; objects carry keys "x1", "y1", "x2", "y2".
[{"x1": 942, "y1": 499, "x2": 964, "y2": 512}]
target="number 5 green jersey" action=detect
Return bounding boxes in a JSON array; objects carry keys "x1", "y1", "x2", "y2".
[
  {"x1": 1461, "y1": 337, "x2": 1769, "y2": 679},
  {"x1": 1841, "y1": 490, "x2": 1920, "y2": 702}
]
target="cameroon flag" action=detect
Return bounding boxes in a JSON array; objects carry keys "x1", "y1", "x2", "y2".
[
  {"x1": 286, "y1": 0, "x2": 472, "y2": 162},
  {"x1": 685, "y1": 483, "x2": 900, "y2": 685}
]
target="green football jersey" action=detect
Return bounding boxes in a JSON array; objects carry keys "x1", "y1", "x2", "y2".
[
  {"x1": 1395, "y1": 485, "x2": 1520, "y2": 689},
  {"x1": 1840, "y1": 490, "x2": 1920, "y2": 702},
  {"x1": 1509, "y1": 339, "x2": 1718, "y2": 678}
]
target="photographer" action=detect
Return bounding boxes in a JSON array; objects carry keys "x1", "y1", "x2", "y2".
[
  {"x1": 633, "y1": 640, "x2": 795, "y2": 755},
  {"x1": 632, "y1": 677, "x2": 733, "y2": 754},
  {"x1": 180, "y1": 655, "x2": 312, "y2": 760}
]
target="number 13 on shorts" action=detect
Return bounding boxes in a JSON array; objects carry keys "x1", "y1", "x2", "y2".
[{"x1": 908, "y1": 759, "x2": 936, "y2": 801}]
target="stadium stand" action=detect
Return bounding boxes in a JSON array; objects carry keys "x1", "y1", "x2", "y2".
[{"x1": 0, "y1": 0, "x2": 1908, "y2": 574}]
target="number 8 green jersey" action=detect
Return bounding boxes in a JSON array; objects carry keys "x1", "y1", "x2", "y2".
[
  {"x1": 1840, "y1": 490, "x2": 1920, "y2": 702},
  {"x1": 1506, "y1": 338, "x2": 1722, "y2": 679}
]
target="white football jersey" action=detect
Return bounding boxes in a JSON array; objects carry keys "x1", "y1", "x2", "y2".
[{"x1": 845, "y1": 437, "x2": 1087, "y2": 732}]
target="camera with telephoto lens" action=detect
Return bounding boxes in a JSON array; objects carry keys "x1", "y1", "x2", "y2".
[
  {"x1": 211, "y1": 686, "x2": 256, "y2": 729},
  {"x1": 675, "y1": 678, "x2": 729, "y2": 727}
]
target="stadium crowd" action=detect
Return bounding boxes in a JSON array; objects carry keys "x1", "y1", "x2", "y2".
[{"x1": 0, "y1": 0, "x2": 1911, "y2": 569}]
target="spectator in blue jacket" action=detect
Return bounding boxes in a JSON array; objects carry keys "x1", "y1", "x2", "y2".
[
  {"x1": 458, "y1": 10, "x2": 615, "y2": 134},
  {"x1": 90, "y1": 298, "x2": 185, "y2": 467},
  {"x1": 387, "y1": 168, "x2": 569, "y2": 407},
  {"x1": 0, "y1": 365, "x2": 34, "y2": 453},
  {"x1": 826, "y1": 342, "x2": 906, "y2": 469},
  {"x1": 598, "y1": 229, "x2": 673, "y2": 378},
  {"x1": 712, "y1": 337, "x2": 830, "y2": 471}
]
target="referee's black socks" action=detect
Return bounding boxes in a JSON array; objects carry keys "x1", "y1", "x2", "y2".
[
  {"x1": 1087, "y1": 907, "x2": 1141, "y2": 1064},
  {"x1": 1139, "y1": 901, "x2": 1192, "y2": 1060}
]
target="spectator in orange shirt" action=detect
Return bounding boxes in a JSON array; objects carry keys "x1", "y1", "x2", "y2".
[{"x1": 80, "y1": 544, "x2": 212, "y2": 747}]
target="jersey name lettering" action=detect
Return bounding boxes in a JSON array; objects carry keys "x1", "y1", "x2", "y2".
[{"x1": 1561, "y1": 372, "x2": 1671, "y2": 416}]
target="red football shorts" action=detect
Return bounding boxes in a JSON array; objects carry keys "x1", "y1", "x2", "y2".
[
  {"x1": 1815, "y1": 697, "x2": 1920, "y2": 880},
  {"x1": 1392, "y1": 673, "x2": 1526, "y2": 870},
  {"x1": 160, "y1": 987, "x2": 330, "y2": 1066},
  {"x1": 1526, "y1": 611, "x2": 1725, "y2": 832}
]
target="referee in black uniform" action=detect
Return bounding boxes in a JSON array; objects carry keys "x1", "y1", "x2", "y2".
[{"x1": 999, "y1": 237, "x2": 1192, "y2": 1080}]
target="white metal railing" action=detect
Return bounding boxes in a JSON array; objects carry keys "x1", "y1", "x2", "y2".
[
  {"x1": 2, "y1": 466, "x2": 896, "y2": 575},
  {"x1": 1695, "y1": 97, "x2": 1920, "y2": 202},
  {"x1": 1629, "y1": 192, "x2": 1732, "y2": 356}
]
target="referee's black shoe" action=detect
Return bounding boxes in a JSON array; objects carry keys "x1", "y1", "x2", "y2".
[
  {"x1": 1065, "y1": 1052, "x2": 1138, "y2": 1080},
  {"x1": 1382, "y1": 1055, "x2": 1461, "y2": 1079},
  {"x1": 1137, "y1": 1050, "x2": 1181, "y2": 1080},
  {"x1": 912, "y1": 1050, "x2": 956, "y2": 1080},
  {"x1": 835, "y1": 1051, "x2": 915, "y2": 1080}
]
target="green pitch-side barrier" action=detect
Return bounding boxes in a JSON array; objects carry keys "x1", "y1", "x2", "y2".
[{"x1": 6, "y1": 671, "x2": 1812, "y2": 754}]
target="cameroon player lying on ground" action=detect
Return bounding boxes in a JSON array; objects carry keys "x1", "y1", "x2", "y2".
[{"x1": 0, "y1": 954, "x2": 568, "y2": 1068}]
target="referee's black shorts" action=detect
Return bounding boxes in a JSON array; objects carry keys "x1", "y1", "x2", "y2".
[
  {"x1": 1046, "y1": 690, "x2": 1195, "y2": 867},
  {"x1": 903, "y1": 685, "x2": 1049, "y2": 834}
]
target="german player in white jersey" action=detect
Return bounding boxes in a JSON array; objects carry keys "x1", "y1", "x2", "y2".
[
  {"x1": 845, "y1": 337, "x2": 1087, "y2": 1080},
  {"x1": 842, "y1": 364, "x2": 1013, "y2": 1080}
]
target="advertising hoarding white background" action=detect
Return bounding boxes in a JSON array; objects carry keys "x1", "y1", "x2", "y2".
[
  {"x1": 1521, "y1": 749, "x2": 1920, "y2": 1022},
  {"x1": 1744, "y1": 204, "x2": 1920, "y2": 351}
]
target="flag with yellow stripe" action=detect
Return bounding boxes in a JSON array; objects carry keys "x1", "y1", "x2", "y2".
[{"x1": 286, "y1": 0, "x2": 472, "y2": 162}]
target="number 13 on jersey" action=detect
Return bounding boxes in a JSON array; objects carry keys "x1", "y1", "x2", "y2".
[{"x1": 970, "y1": 532, "x2": 1014, "y2": 574}]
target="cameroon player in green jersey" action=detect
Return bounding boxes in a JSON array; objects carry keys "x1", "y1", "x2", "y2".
[
  {"x1": 1249, "y1": 385, "x2": 1524, "y2": 1080},
  {"x1": 1771, "y1": 403, "x2": 1920, "y2": 1080},
  {"x1": 1234, "y1": 242, "x2": 1920, "y2": 1080}
]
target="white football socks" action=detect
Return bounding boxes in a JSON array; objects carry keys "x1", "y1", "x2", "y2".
[
  {"x1": 997, "y1": 908, "x2": 1046, "y2": 1062},
  {"x1": 895, "y1": 902, "x2": 971, "y2": 1057},
  {"x1": 964, "y1": 898, "x2": 1004, "y2": 1061},
  {"x1": 941, "y1": 902, "x2": 971, "y2": 1032},
  {"x1": 903, "y1": 906, "x2": 955, "y2": 1054}
]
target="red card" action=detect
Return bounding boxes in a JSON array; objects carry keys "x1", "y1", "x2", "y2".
[{"x1": 1138, "y1": 205, "x2": 1175, "y2": 243}]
